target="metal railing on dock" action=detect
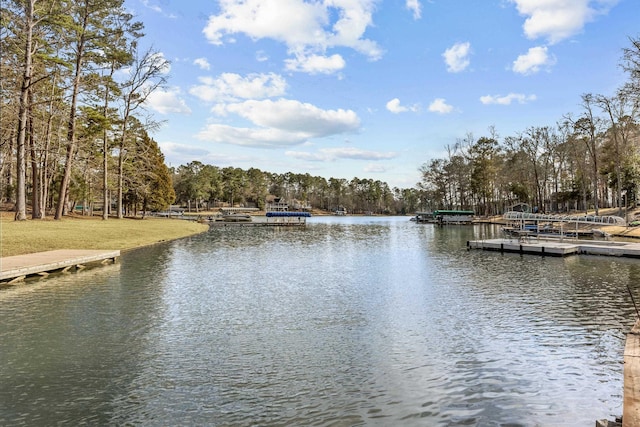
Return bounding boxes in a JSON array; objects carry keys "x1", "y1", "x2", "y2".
[{"x1": 503, "y1": 211, "x2": 625, "y2": 225}]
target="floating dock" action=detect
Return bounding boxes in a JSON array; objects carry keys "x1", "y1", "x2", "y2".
[
  {"x1": 467, "y1": 238, "x2": 640, "y2": 258},
  {"x1": 0, "y1": 249, "x2": 120, "y2": 284},
  {"x1": 208, "y1": 212, "x2": 310, "y2": 227}
]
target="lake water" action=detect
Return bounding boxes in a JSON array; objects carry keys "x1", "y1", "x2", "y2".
[{"x1": 1, "y1": 216, "x2": 638, "y2": 426}]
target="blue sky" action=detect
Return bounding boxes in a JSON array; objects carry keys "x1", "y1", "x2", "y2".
[{"x1": 125, "y1": 0, "x2": 638, "y2": 189}]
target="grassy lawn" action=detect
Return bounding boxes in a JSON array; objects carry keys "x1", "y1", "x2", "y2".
[{"x1": 0, "y1": 213, "x2": 209, "y2": 257}]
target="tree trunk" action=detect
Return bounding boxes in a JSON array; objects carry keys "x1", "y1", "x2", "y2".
[
  {"x1": 103, "y1": 133, "x2": 109, "y2": 219},
  {"x1": 55, "y1": 12, "x2": 87, "y2": 220},
  {"x1": 102, "y1": 64, "x2": 116, "y2": 220},
  {"x1": 3, "y1": 128, "x2": 15, "y2": 204},
  {"x1": 28, "y1": 91, "x2": 42, "y2": 219},
  {"x1": 56, "y1": 139, "x2": 75, "y2": 219},
  {"x1": 29, "y1": 121, "x2": 41, "y2": 219},
  {"x1": 40, "y1": 107, "x2": 55, "y2": 218},
  {"x1": 117, "y1": 149, "x2": 124, "y2": 218},
  {"x1": 116, "y1": 110, "x2": 130, "y2": 219},
  {"x1": 15, "y1": 0, "x2": 36, "y2": 221},
  {"x1": 592, "y1": 161, "x2": 599, "y2": 215}
]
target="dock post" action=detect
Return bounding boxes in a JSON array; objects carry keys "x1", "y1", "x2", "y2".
[
  {"x1": 624, "y1": 321, "x2": 640, "y2": 426},
  {"x1": 7, "y1": 275, "x2": 26, "y2": 284}
]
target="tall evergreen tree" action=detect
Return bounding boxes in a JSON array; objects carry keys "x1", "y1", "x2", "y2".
[
  {"x1": 55, "y1": 0, "x2": 142, "y2": 219},
  {"x1": 3, "y1": 0, "x2": 67, "y2": 220}
]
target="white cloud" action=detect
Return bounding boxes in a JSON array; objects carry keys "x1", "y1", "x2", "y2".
[
  {"x1": 145, "y1": 87, "x2": 191, "y2": 115},
  {"x1": 256, "y1": 50, "x2": 269, "y2": 62},
  {"x1": 443, "y1": 42, "x2": 471, "y2": 73},
  {"x1": 428, "y1": 98, "x2": 454, "y2": 114},
  {"x1": 196, "y1": 125, "x2": 310, "y2": 147},
  {"x1": 406, "y1": 0, "x2": 422, "y2": 19},
  {"x1": 196, "y1": 99, "x2": 361, "y2": 148},
  {"x1": 202, "y1": 0, "x2": 383, "y2": 75},
  {"x1": 158, "y1": 142, "x2": 210, "y2": 158},
  {"x1": 364, "y1": 163, "x2": 388, "y2": 173},
  {"x1": 222, "y1": 99, "x2": 360, "y2": 136},
  {"x1": 510, "y1": 0, "x2": 618, "y2": 44},
  {"x1": 189, "y1": 73, "x2": 287, "y2": 102},
  {"x1": 141, "y1": 0, "x2": 162, "y2": 14},
  {"x1": 203, "y1": 0, "x2": 324, "y2": 46},
  {"x1": 512, "y1": 46, "x2": 556, "y2": 75},
  {"x1": 133, "y1": 52, "x2": 169, "y2": 75},
  {"x1": 158, "y1": 142, "x2": 251, "y2": 167},
  {"x1": 386, "y1": 98, "x2": 418, "y2": 114},
  {"x1": 284, "y1": 53, "x2": 346, "y2": 74},
  {"x1": 193, "y1": 57, "x2": 211, "y2": 70},
  {"x1": 286, "y1": 147, "x2": 397, "y2": 161},
  {"x1": 141, "y1": 0, "x2": 177, "y2": 19},
  {"x1": 480, "y1": 93, "x2": 537, "y2": 105}
]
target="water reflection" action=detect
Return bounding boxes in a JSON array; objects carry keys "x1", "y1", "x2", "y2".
[{"x1": 0, "y1": 217, "x2": 637, "y2": 426}]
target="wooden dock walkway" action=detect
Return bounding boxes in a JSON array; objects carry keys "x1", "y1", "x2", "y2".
[
  {"x1": 467, "y1": 238, "x2": 640, "y2": 258},
  {"x1": 624, "y1": 320, "x2": 640, "y2": 427},
  {"x1": 208, "y1": 215, "x2": 308, "y2": 227},
  {"x1": 0, "y1": 249, "x2": 120, "y2": 284}
]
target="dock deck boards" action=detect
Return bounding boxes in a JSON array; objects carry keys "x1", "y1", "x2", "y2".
[
  {"x1": 209, "y1": 215, "x2": 307, "y2": 227},
  {"x1": 467, "y1": 238, "x2": 640, "y2": 258},
  {"x1": 1, "y1": 249, "x2": 120, "y2": 283},
  {"x1": 624, "y1": 321, "x2": 640, "y2": 427}
]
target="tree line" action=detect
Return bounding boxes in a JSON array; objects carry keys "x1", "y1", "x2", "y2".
[
  {"x1": 419, "y1": 37, "x2": 640, "y2": 218},
  {"x1": 1, "y1": 0, "x2": 417, "y2": 220},
  {"x1": 1, "y1": 0, "x2": 173, "y2": 220},
  {"x1": 172, "y1": 162, "x2": 422, "y2": 215}
]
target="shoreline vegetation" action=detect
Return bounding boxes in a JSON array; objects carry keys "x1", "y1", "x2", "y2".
[
  {"x1": 3, "y1": 207, "x2": 640, "y2": 258},
  {"x1": 0, "y1": 211, "x2": 209, "y2": 258}
]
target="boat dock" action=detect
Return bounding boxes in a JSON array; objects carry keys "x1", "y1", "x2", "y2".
[
  {"x1": 208, "y1": 211, "x2": 310, "y2": 227},
  {"x1": 209, "y1": 216, "x2": 308, "y2": 227},
  {"x1": 414, "y1": 210, "x2": 474, "y2": 224},
  {"x1": 467, "y1": 238, "x2": 640, "y2": 258},
  {"x1": 0, "y1": 249, "x2": 120, "y2": 284},
  {"x1": 597, "y1": 319, "x2": 640, "y2": 427},
  {"x1": 623, "y1": 320, "x2": 640, "y2": 427}
]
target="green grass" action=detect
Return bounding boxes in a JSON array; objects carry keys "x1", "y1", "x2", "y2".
[{"x1": 0, "y1": 214, "x2": 209, "y2": 257}]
